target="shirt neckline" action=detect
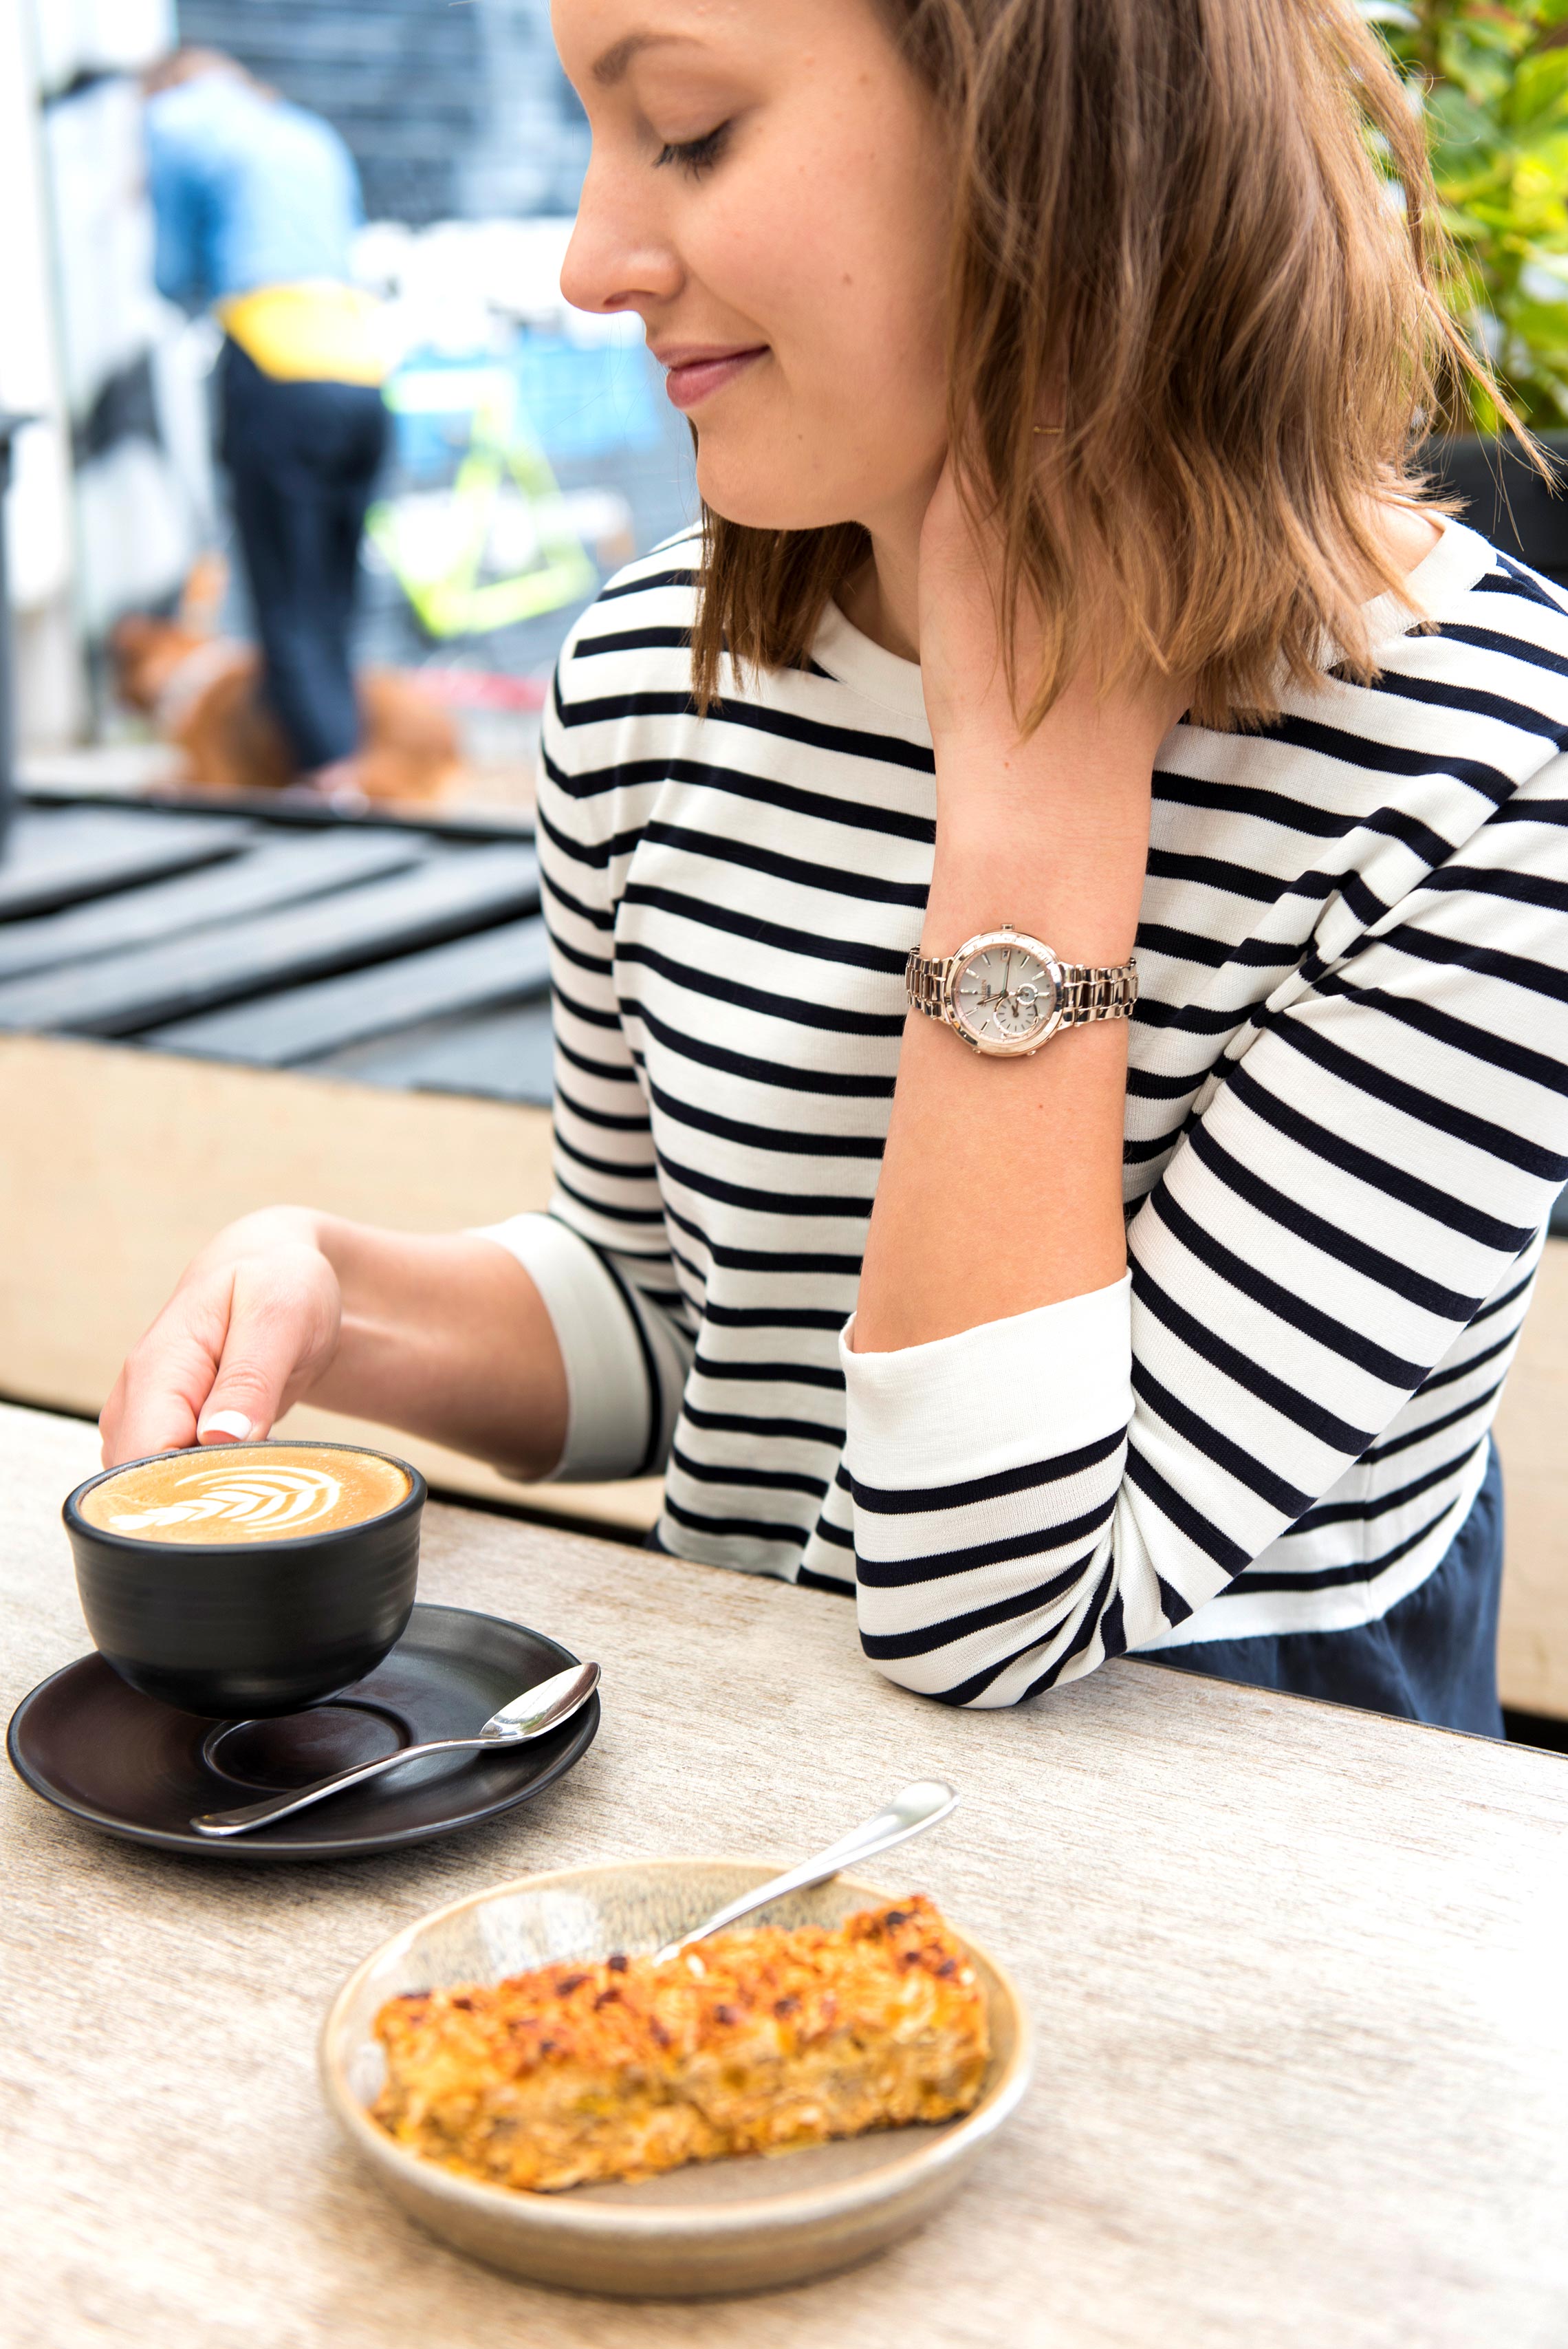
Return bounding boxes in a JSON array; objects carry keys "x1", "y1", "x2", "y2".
[
  {"x1": 1360, "y1": 513, "x2": 1496, "y2": 647},
  {"x1": 812, "y1": 513, "x2": 1500, "y2": 726},
  {"x1": 812, "y1": 599, "x2": 929, "y2": 728}
]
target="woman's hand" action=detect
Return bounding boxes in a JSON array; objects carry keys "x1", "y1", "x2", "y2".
[
  {"x1": 99, "y1": 1208, "x2": 342, "y2": 1466},
  {"x1": 98, "y1": 1211, "x2": 570, "y2": 1478},
  {"x1": 915, "y1": 454, "x2": 1027, "y2": 749}
]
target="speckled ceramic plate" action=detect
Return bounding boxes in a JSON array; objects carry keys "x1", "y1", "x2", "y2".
[{"x1": 320, "y1": 1860, "x2": 1032, "y2": 2299}]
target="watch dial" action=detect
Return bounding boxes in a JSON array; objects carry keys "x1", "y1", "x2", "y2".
[{"x1": 952, "y1": 942, "x2": 1058, "y2": 1048}]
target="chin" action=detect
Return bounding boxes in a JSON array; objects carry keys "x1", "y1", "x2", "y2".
[
  {"x1": 696, "y1": 467, "x2": 853, "y2": 534},
  {"x1": 693, "y1": 431, "x2": 871, "y2": 535}
]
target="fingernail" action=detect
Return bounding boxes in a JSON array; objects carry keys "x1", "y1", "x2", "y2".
[{"x1": 197, "y1": 1410, "x2": 254, "y2": 1442}]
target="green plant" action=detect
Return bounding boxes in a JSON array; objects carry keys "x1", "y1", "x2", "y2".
[{"x1": 1368, "y1": 0, "x2": 1568, "y2": 431}]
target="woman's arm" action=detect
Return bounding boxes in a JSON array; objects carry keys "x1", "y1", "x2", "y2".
[
  {"x1": 844, "y1": 481, "x2": 1568, "y2": 1707},
  {"x1": 856, "y1": 466, "x2": 1184, "y2": 1352},
  {"x1": 98, "y1": 1208, "x2": 569, "y2": 1474}
]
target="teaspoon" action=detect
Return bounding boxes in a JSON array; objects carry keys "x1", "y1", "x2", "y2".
[
  {"x1": 190, "y1": 1661, "x2": 600, "y2": 1838},
  {"x1": 653, "y1": 1777, "x2": 958, "y2": 1963}
]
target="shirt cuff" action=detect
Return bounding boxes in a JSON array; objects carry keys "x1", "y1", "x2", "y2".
[
  {"x1": 472, "y1": 1213, "x2": 651, "y2": 1484},
  {"x1": 840, "y1": 1273, "x2": 1133, "y2": 1488}
]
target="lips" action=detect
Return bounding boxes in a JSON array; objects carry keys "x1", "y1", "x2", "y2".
[{"x1": 657, "y1": 345, "x2": 767, "y2": 411}]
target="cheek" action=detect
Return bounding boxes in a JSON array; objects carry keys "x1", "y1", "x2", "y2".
[{"x1": 686, "y1": 157, "x2": 950, "y2": 529}]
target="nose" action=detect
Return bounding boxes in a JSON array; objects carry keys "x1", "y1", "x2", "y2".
[{"x1": 560, "y1": 153, "x2": 683, "y2": 321}]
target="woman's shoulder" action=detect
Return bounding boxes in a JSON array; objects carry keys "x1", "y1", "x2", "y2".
[
  {"x1": 1370, "y1": 515, "x2": 1568, "y2": 686},
  {"x1": 552, "y1": 528, "x2": 704, "y2": 716},
  {"x1": 1358, "y1": 519, "x2": 1568, "y2": 820},
  {"x1": 1210, "y1": 516, "x2": 1568, "y2": 821},
  {"x1": 547, "y1": 526, "x2": 933, "y2": 768}
]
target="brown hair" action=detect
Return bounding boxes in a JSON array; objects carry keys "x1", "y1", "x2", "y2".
[{"x1": 692, "y1": 0, "x2": 1521, "y2": 731}]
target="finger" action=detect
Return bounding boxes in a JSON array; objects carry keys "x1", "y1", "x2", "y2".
[
  {"x1": 102, "y1": 1277, "x2": 237, "y2": 1465},
  {"x1": 195, "y1": 1256, "x2": 339, "y2": 1445},
  {"x1": 197, "y1": 1407, "x2": 257, "y2": 1444}
]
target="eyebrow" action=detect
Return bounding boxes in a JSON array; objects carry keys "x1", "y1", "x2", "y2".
[{"x1": 591, "y1": 31, "x2": 693, "y2": 87}]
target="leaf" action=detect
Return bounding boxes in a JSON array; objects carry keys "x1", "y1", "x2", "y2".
[
  {"x1": 1507, "y1": 48, "x2": 1568, "y2": 134},
  {"x1": 1367, "y1": 1, "x2": 1568, "y2": 424},
  {"x1": 1424, "y1": 84, "x2": 1496, "y2": 166},
  {"x1": 1507, "y1": 294, "x2": 1568, "y2": 352}
]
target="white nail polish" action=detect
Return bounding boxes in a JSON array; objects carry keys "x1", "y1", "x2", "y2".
[{"x1": 197, "y1": 1409, "x2": 254, "y2": 1442}]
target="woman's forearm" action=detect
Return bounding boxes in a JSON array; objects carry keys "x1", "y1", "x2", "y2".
[
  {"x1": 99, "y1": 1204, "x2": 569, "y2": 1475},
  {"x1": 305, "y1": 1215, "x2": 569, "y2": 1477},
  {"x1": 853, "y1": 674, "x2": 1161, "y2": 1354}
]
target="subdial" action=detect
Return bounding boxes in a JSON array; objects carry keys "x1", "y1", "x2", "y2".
[{"x1": 991, "y1": 985, "x2": 1043, "y2": 1037}]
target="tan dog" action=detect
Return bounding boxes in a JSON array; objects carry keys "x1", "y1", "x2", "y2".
[{"x1": 111, "y1": 557, "x2": 464, "y2": 804}]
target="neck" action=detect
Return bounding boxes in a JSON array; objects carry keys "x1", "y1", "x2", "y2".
[{"x1": 838, "y1": 476, "x2": 935, "y2": 665}]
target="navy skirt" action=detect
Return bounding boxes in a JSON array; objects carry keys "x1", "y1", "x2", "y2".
[{"x1": 1149, "y1": 1442, "x2": 1505, "y2": 1738}]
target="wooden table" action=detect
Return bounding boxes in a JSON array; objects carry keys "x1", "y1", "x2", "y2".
[{"x1": 4, "y1": 1400, "x2": 1566, "y2": 2349}]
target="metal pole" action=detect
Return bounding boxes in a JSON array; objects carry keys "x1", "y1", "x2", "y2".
[{"x1": 0, "y1": 412, "x2": 33, "y2": 862}]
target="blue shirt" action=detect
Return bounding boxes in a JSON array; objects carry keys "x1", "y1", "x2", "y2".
[{"x1": 145, "y1": 72, "x2": 365, "y2": 312}]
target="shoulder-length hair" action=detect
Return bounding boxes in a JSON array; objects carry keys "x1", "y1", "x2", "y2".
[{"x1": 692, "y1": 0, "x2": 1516, "y2": 731}]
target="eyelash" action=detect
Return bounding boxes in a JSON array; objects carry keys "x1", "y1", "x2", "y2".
[{"x1": 654, "y1": 125, "x2": 729, "y2": 177}]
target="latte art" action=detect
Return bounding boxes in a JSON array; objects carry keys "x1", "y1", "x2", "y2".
[
  {"x1": 107, "y1": 1463, "x2": 344, "y2": 1536},
  {"x1": 80, "y1": 1443, "x2": 411, "y2": 1545}
]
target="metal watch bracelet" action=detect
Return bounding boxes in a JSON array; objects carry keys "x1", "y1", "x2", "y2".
[
  {"x1": 904, "y1": 953, "x2": 1139, "y2": 1024},
  {"x1": 904, "y1": 931, "x2": 1137, "y2": 1059}
]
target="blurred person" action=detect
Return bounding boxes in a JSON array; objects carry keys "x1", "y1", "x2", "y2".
[{"x1": 142, "y1": 48, "x2": 390, "y2": 796}]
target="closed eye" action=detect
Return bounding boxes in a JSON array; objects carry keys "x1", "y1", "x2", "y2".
[{"x1": 654, "y1": 125, "x2": 730, "y2": 177}]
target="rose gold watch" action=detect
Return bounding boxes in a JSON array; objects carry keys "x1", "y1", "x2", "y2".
[{"x1": 904, "y1": 925, "x2": 1137, "y2": 1059}]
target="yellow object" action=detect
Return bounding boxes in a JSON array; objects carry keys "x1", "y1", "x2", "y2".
[
  {"x1": 367, "y1": 365, "x2": 597, "y2": 635},
  {"x1": 218, "y1": 281, "x2": 389, "y2": 386}
]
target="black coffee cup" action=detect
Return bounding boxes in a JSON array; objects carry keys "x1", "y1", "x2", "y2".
[{"x1": 65, "y1": 1440, "x2": 426, "y2": 1718}]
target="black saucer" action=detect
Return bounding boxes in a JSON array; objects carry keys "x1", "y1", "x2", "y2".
[{"x1": 6, "y1": 1603, "x2": 600, "y2": 1863}]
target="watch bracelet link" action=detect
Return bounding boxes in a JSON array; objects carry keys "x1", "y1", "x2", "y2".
[
  {"x1": 1054, "y1": 960, "x2": 1140, "y2": 1023},
  {"x1": 905, "y1": 948, "x2": 952, "y2": 1020}
]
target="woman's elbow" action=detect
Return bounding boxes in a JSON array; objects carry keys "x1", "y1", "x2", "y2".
[
  {"x1": 856, "y1": 1555, "x2": 1128, "y2": 1708},
  {"x1": 859, "y1": 1634, "x2": 1039, "y2": 1710}
]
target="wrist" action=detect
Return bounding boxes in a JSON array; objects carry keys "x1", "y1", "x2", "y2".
[
  {"x1": 927, "y1": 772, "x2": 1150, "y2": 966},
  {"x1": 923, "y1": 837, "x2": 1142, "y2": 965},
  {"x1": 196, "y1": 1204, "x2": 327, "y2": 1277}
]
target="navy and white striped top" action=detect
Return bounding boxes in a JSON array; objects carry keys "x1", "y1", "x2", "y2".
[{"x1": 482, "y1": 517, "x2": 1568, "y2": 1707}]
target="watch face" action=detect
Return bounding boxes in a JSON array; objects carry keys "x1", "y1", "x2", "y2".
[{"x1": 951, "y1": 936, "x2": 1060, "y2": 1054}]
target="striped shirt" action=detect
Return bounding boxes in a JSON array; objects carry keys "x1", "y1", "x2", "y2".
[{"x1": 482, "y1": 517, "x2": 1568, "y2": 1708}]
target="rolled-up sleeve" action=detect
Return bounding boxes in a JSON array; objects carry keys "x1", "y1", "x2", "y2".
[
  {"x1": 475, "y1": 1210, "x2": 688, "y2": 1483},
  {"x1": 842, "y1": 1278, "x2": 1136, "y2": 1705}
]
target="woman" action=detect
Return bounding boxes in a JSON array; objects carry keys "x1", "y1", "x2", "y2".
[{"x1": 104, "y1": 0, "x2": 1568, "y2": 1730}]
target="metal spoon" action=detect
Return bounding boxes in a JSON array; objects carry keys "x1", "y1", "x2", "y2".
[
  {"x1": 189, "y1": 1661, "x2": 600, "y2": 1838},
  {"x1": 652, "y1": 1777, "x2": 958, "y2": 1964}
]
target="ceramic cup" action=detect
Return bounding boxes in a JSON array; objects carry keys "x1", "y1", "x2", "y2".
[{"x1": 64, "y1": 1440, "x2": 426, "y2": 1718}]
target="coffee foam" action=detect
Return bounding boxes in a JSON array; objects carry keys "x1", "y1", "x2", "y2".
[{"x1": 80, "y1": 1444, "x2": 411, "y2": 1545}]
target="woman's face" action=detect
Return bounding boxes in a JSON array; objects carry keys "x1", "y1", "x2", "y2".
[{"x1": 554, "y1": 0, "x2": 952, "y2": 536}]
